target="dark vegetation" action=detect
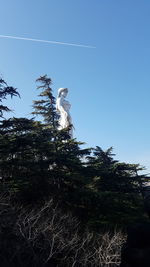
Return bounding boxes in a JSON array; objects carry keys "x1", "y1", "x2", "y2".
[
  {"x1": 0, "y1": 75, "x2": 149, "y2": 266},
  {"x1": 120, "y1": 223, "x2": 150, "y2": 267}
]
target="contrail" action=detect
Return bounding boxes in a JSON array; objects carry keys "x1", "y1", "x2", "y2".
[{"x1": 0, "y1": 34, "x2": 96, "y2": 48}]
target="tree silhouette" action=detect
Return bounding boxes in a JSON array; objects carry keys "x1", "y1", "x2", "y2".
[{"x1": 0, "y1": 78, "x2": 20, "y2": 118}]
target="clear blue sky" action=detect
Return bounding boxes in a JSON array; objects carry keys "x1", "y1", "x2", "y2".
[{"x1": 0, "y1": 0, "x2": 150, "y2": 173}]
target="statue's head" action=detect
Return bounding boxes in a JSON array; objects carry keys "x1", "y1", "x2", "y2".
[{"x1": 58, "y1": 88, "x2": 68, "y2": 98}]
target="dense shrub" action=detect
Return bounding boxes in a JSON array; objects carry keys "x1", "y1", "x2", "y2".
[{"x1": 0, "y1": 195, "x2": 125, "y2": 267}]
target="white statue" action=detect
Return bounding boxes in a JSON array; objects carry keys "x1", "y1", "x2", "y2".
[{"x1": 56, "y1": 88, "x2": 73, "y2": 137}]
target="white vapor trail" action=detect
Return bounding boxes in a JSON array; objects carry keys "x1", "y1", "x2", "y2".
[{"x1": 0, "y1": 34, "x2": 96, "y2": 48}]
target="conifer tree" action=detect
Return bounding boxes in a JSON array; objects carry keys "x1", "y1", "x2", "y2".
[
  {"x1": 0, "y1": 117, "x2": 55, "y2": 200},
  {"x1": 32, "y1": 75, "x2": 57, "y2": 128},
  {"x1": 83, "y1": 146, "x2": 149, "y2": 228},
  {"x1": 0, "y1": 78, "x2": 19, "y2": 118},
  {"x1": 87, "y1": 146, "x2": 143, "y2": 192},
  {"x1": 1, "y1": 74, "x2": 148, "y2": 227}
]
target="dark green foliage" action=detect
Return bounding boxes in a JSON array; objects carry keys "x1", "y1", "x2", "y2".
[
  {"x1": 2, "y1": 74, "x2": 150, "y2": 267},
  {"x1": 0, "y1": 117, "x2": 55, "y2": 201},
  {"x1": 32, "y1": 75, "x2": 58, "y2": 127},
  {"x1": 81, "y1": 146, "x2": 149, "y2": 228},
  {"x1": 0, "y1": 74, "x2": 149, "y2": 230},
  {"x1": 0, "y1": 78, "x2": 20, "y2": 118}
]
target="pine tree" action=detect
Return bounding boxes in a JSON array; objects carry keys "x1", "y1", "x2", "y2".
[
  {"x1": 32, "y1": 75, "x2": 57, "y2": 128},
  {"x1": 0, "y1": 78, "x2": 20, "y2": 118},
  {"x1": 86, "y1": 146, "x2": 143, "y2": 192},
  {"x1": 0, "y1": 117, "x2": 55, "y2": 200},
  {"x1": 84, "y1": 146, "x2": 149, "y2": 228}
]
